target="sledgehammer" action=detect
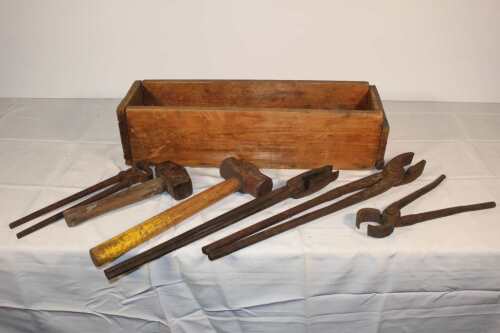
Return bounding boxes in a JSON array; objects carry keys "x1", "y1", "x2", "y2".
[{"x1": 89, "y1": 157, "x2": 272, "y2": 267}]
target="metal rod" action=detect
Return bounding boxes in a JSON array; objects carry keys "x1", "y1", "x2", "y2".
[
  {"x1": 9, "y1": 173, "x2": 123, "y2": 229},
  {"x1": 104, "y1": 165, "x2": 339, "y2": 279},
  {"x1": 401, "y1": 201, "x2": 496, "y2": 226},
  {"x1": 104, "y1": 186, "x2": 291, "y2": 279},
  {"x1": 206, "y1": 158, "x2": 424, "y2": 260},
  {"x1": 16, "y1": 179, "x2": 133, "y2": 239},
  {"x1": 201, "y1": 172, "x2": 383, "y2": 254}
]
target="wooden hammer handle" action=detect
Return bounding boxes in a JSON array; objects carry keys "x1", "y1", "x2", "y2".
[
  {"x1": 90, "y1": 177, "x2": 241, "y2": 267},
  {"x1": 64, "y1": 177, "x2": 165, "y2": 227}
]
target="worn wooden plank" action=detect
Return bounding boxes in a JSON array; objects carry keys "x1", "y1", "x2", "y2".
[
  {"x1": 126, "y1": 106, "x2": 384, "y2": 169},
  {"x1": 142, "y1": 80, "x2": 370, "y2": 110},
  {"x1": 118, "y1": 80, "x2": 388, "y2": 169},
  {"x1": 370, "y1": 86, "x2": 390, "y2": 169},
  {"x1": 116, "y1": 80, "x2": 144, "y2": 164}
]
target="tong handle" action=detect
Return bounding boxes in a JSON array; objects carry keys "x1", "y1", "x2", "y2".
[
  {"x1": 400, "y1": 201, "x2": 496, "y2": 226},
  {"x1": 388, "y1": 174, "x2": 446, "y2": 211},
  {"x1": 15, "y1": 178, "x2": 135, "y2": 239},
  {"x1": 14, "y1": 166, "x2": 152, "y2": 238},
  {"x1": 9, "y1": 171, "x2": 126, "y2": 229}
]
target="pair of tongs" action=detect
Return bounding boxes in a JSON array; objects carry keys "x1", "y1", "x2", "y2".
[
  {"x1": 203, "y1": 152, "x2": 426, "y2": 260},
  {"x1": 9, "y1": 164, "x2": 153, "y2": 238},
  {"x1": 356, "y1": 175, "x2": 496, "y2": 238}
]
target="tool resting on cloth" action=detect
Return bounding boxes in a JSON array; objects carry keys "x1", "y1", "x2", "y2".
[
  {"x1": 104, "y1": 165, "x2": 338, "y2": 280},
  {"x1": 356, "y1": 174, "x2": 496, "y2": 238},
  {"x1": 204, "y1": 152, "x2": 425, "y2": 260},
  {"x1": 90, "y1": 157, "x2": 272, "y2": 267},
  {"x1": 63, "y1": 161, "x2": 192, "y2": 226},
  {"x1": 10, "y1": 165, "x2": 153, "y2": 238}
]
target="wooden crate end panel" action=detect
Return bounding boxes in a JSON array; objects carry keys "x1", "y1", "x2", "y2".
[
  {"x1": 368, "y1": 86, "x2": 389, "y2": 168},
  {"x1": 117, "y1": 81, "x2": 144, "y2": 164}
]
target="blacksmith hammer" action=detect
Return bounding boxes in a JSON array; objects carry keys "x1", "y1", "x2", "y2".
[
  {"x1": 89, "y1": 157, "x2": 272, "y2": 267},
  {"x1": 63, "y1": 161, "x2": 192, "y2": 226}
]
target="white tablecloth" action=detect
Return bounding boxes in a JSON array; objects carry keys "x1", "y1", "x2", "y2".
[{"x1": 0, "y1": 99, "x2": 499, "y2": 332}]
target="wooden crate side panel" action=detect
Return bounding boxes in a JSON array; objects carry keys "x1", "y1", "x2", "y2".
[
  {"x1": 116, "y1": 81, "x2": 144, "y2": 164},
  {"x1": 126, "y1": 107, "x2": 384, "y2": 169},
  {"x1": 142, "y1": 80, "x2": 370, "y2": 110}
]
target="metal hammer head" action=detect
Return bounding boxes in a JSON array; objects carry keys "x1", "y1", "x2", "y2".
[
  {"x1": 287, "y1": 165, "x2": 339, "y2": 198},
  {"x1": 219, "y1": 157, "x2": 273, "y2": 198},
  {"x1": 156, "y1": 161, "x2": 193, "y2": 200}
]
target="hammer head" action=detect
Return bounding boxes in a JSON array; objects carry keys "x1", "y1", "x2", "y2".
[
  {"x1": 219, "y1": 157, "x2": 273, "y2": 198},
  {"x1": 156, "y1": 161, "x2": 193, "y2": 200},
  {"x1": 287, "y1": 165, "x2": 338, "y2": 198}
]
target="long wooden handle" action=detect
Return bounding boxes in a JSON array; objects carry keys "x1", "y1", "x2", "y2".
[
  {"x1": 64, "y1": 178, "x2": 165, "y2": 227},
  {"x1": 89, "y1": 177, "x2": 241, "y2": 267}
]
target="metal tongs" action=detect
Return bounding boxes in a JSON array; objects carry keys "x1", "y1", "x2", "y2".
[
  {"x1": 203, "y1": 152, "x2": 426, "y2": 260},
  {"x1": 356, "y1": 174, "x2": 496, "y2": 238},
  {"x1": 9, "y1": 164, "x2": 153, "y2": 238}
]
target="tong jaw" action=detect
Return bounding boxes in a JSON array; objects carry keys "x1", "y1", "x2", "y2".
[
  {"x1": 397, "y1": 160, "x2": 426, "y2": 186},
  {"x1": 287, "y1": 166, "x2": 339, "y2": 199},
  {"x1": 382, "y1": 152, "x2": 426, "y2": 186},
  {"x1": 357, "y1": 174, "x2": 450, "y2": 238},
  {"x1": 355, "y1": 152, "x2": 427, "y2": 238},
  {"x1": 356, "y1": 207, "x2": 401, "y2": 238}
]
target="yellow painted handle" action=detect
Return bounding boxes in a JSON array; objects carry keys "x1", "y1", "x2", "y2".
[{"x1": 90, "y1": 178, "x2": 240, "y2": 266}]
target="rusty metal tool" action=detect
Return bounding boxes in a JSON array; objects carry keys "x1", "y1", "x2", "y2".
[
  {"x1": 9, "y1": 166, "x2": 150, "y2": 229},
  {"x1": 63, "y1": 161, "x2": 192, "y2": 226},
  {"x1": 202, "y1": 152, "x2": 424, "y2": 256},
  {"x1": 104, "y1": 165, "x2": 338, "y2": 280},
  {"x1": 89, "y1": 157, "x2": 273, "y2": 267},
  {"x1": 204, "y1": 152, "x2": 425, "y2": 260},
  {"x1": 12, "y1": 165, "x2": 153, "y2": 239},
  {"x1": 356, "y1": 174, "x2": 496, "y2": 238}
]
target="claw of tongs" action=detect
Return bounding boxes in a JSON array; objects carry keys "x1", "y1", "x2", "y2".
[{"x1": 356, "y1": 174, "x2": 496, "y2": 238}]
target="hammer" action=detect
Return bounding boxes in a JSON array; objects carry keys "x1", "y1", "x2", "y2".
[
  {"x1": 63, "y1": 161, "x2": 193, "y2": 226},
  {"x1": 89, "y1": 157, "x2": 272, "y2": 267}
]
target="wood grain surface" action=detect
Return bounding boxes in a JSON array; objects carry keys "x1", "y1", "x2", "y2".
[
  {"x1": 142, "y1": 80, "x2": 370, "y2": 109},
  {"x1": 117, "y1": 80, "x2": 144, "y2": 164},
  {"x1": 89, "y1": 178, "x2": 241, "y2": 266},
  {"x1": 64, "y1": 178, "x2": 165, "y2": 226},
  {"x1": 118, "y1": 80, "x2": 388, "y2": 169}
]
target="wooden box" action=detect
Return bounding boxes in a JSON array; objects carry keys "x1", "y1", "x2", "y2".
[{"x1": 117, "y1": 80, "x2": 389, "y2": 169}]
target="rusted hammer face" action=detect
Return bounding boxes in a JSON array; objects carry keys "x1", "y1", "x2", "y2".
[
  {"x1": 63, "y1": 161, "x2": 192, "y2": 226},
  {"x1": 220, "y1": 157, "x2": 272, "y2": 197},
  {"x1": 156, "y1": 162, "x2": 193, "y2": 200}
]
